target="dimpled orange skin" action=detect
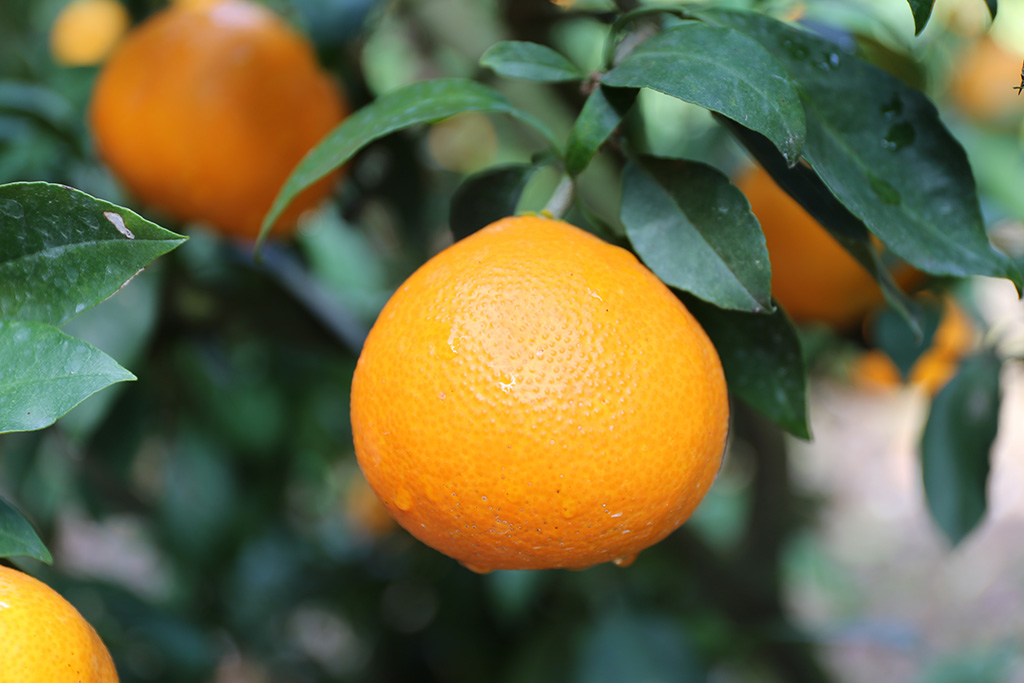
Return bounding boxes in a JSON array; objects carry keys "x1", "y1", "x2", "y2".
[
  {"x1": 0, "y1": 565, "x2": 118, "y2": 683},
  {"x1": 350, "y1": 215, "x2": 730, "y2": 572},
  {"x1": 737, "y1": 166, "x2": 921, "y2": 330},
  {"x1": 89, "y1": 0, "x2": 346, "y2": 239}
]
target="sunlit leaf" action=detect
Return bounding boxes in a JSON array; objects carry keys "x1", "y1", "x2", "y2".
[
  {"x1": 0, "y1": 182, "x2": 186, "y2": 327},
  {"x1": 921, "y1": 350, "x2": 1001, "y2": 545},
  {"x1": 480, "y1": 41, "x2": 584, "y2": 82},
  {"x1": 621, "y1": 158, "x2": 771, "y2": 311},
  {"x1": 602, "y1": 21, "x2": 805, "y2": 164},
  {"x1": 262, "y1": 79, "x2": 559, "y2": 243},
  {"x1": 0, "y1": 320, "x2": 135, "y2": 434},
  {"x1": 0, "y1": 496, "x2": 52, "y2": 563}
]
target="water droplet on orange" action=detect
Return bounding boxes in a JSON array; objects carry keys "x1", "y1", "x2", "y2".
[
  {"x1": 612, "y1": 554, "x2": 637, "y2": 568},
  {"x1": 394, "y1": 488, "x2": 414, "y2": 511}
]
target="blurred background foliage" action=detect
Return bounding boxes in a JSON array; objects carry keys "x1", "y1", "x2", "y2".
[{"x1": 2, "y1": 0, "x2": 1024, "y2": 681}]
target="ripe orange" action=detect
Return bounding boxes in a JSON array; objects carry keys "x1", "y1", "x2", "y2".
[
  {"x1": 350, "y1": 215, "x2": 729, "y2": 572},
  {"x1": 49, "y1": 0, "x2": 130, "y2": 67},
  {"x1": 737, "y1": 165, "x2": 920, "y2": 330},
  {"x1": 89, "y1": 0, "x2": 347, "y2": 239},
  {"x1": 0, "y1": 565, "x2": 118, "y2": 683},
  {"x1": 948, "y1": 35, "x2": 1024, "y2": 128}
]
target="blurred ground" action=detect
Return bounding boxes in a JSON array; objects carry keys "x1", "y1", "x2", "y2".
[{"x1": 786, "y1": 278, "x2": 1024, "y2": 682}]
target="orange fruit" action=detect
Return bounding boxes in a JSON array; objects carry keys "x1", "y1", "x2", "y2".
[
  {"x1": 350, "y1": 215, "x2": 729, "y2": 572},
  {"x1": 89, "y1": 0, "x2": 347, "y2": 239},
  {"x1": 49, "y1": 0, "x2": 130, "y2": 67},
  {"x1": 0, "y1": 565, "x2": 118, "y2": 682},
  {"x1": 948, "y1": 36, "x2": 1024, "y2": 128},
  {"x1": 737, "y1": 165, "x2": 921, "y2": 330}
]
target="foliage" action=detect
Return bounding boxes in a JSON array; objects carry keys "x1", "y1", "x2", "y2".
[{"x1": 1, "y1": 0, "x2": 1021, "y2": 681}]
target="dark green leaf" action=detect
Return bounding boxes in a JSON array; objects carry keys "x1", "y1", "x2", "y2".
[
  {"x1": 262, "y1": 79, "x2": 559, "y2": 243},
  {"x1": 0, "y1": 496, "x2": 52, "y2": 563},
  {"x1": 723, "y1": 120, "x2": 922, "y2": 336},
  {"x1": 985, "y1": 0, "x2": 997, "y2": 20},
  {"x1": 907, "y1": 0, "x2": 935, "y2": 35},
  {"x1": 0, "y1": 182, "x2": 186, "y2": 327},
  {"x1": 0, "y1": 320, "x2": 135, "y2": 434},
  {"x1": 921, "y1": 350, "x2": 1001, "y2": 545},
  {"x1": 622, "y1": 158, "x2": 771, "y2": 312},
  {"x1": 565, "y1": 86, "x2": 636, "y2": 177},
  {"x1": 480, "y1": 41, "x2": 584, "y2": 82},
  {"x1": 869, "y1": 299, "x2": 944, "y2": 378},
  {"x1": 602, "y1": 22, "x2": 805, "y2": 164},
  {"x1": 699, "y1": 9, "x2": 1022, "y2": 291},
  {"x1": 450, "y1": 164, "x2": 538, "y2": 241},
  {"x1": 685, "y1": 296, "x2": 809, "y2": 438}
]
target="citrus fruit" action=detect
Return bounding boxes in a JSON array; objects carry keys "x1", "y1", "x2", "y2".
[
  {"x1": 737, "y1": 165, "x2": 920, "y2": 330},
  {"x1": 948, "y1": 35, "x2": 1024, "y2": 128},
  {"x1": 49, "y1": 0, "x2": 130, "y2": 67},
  {"x1": 89, "y1": 0, "x2": 347, "y2": 239},
  {"x1": 0, "y1": 565, "x2": 118, "y2": 683},
  {"x1": 350, "y1": 215, "x2": 729, "y2": 572}
]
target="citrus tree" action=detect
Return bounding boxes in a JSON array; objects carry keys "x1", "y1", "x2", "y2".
[{"x1": 2, "y1": 0, "x2": 1021, "y2": 681}]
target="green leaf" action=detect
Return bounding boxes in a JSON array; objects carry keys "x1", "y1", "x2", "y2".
[
  {"x1": 868, "y1": 299, "x2": 944, "y2": 378},
  {"x1": 921, "y1": 350, "x2": 1002, "y2": 545},
  {"x1": 480, "y1": 41, "x2": 584, "y2": 82},
  {"x1": 621, "y1": 158, "x2": 771, "y2": 312},
  {"x1": 565, "y1": 86, "x2": 636, "y2": 177},
  {"x1": 685, "y1": 296, "x2": 809, "y2": 438},
  {"x1": 0, "y1": 182, "x2": 186, "y2": 327},
  {"x1": 0, "y1": 320, "x2": 135, "y2": 434},
  {"x1": 985, "y1": 0, "x2": 997, "y2": 20},
  {"x1": 601, "y1": 21, "x2": 805, "y2": 165},
  {"x1": 723, "y1": 120, "x2": 922, "y2": 335},
  {"x1": 450, "y1": 164, "x2": 539, "y2": 240},
  {"x1": 0, "y1": 496, "x2": 52, "y2": 563},
  {"x1": 262, "y1": 78, "x2": 559, "y2": 243},
  {"x1": 699, "y1": 8, "x2": 1022, "y2": 291},
  {"x1": 907, "y1": 0, "x2": 935, "y2": 35}
]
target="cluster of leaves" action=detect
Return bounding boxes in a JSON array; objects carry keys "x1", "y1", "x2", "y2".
[
  {"x1": 0, "y1": 183, "x2": 184, "y2": 559},
  {"x1": 264, "y1": 1, "x2": 1016, "y2": 543}
]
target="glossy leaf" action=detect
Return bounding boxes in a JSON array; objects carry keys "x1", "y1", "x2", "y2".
[
  {"x1": 621, "y1": 158, "x2": 771, "y2": 312},
  {"x1": 684, "y1": 296, "x2": 809, "y2": 438},
  {"x1": 723, "y1": 120, "x2": 921, "y2": 335},
  {"x1": 480, "y1": 41, "x2": 584, "y2": 82},
  {"x1": 699, "y1": 9, "x2": 1021, "y2": 290},
  {"x1": 921, "y1": 350, "x2": 1002, "y2": 545},
  {"x1": 602, "y1": 21, "x2": 805, "y2": 164},
  {"x1": 450, "y1": 164, "x2": 538, "y2": 241},
  {"x1": 0, "y1": 496, "x2": 52, "y2": 563},
  {"x1": 565, "y1": 86, "x2": 636, "y2": 177},
  {"x1": 907, "y1": 0, "x2": 935, "y2": 35},
  {"x1": 262, "y1": 79, "x2": 559, "y2": 242},
  {"x1": 0, "y1": 182, "x2": 186, "y2": 327},
  {"x1": 0, "y1": 320, "x2": 135, "y2": 434}
]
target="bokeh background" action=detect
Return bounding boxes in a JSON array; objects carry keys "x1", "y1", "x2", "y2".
[{"x1": 2, "y1": 0, "x2": 1023, "y2": 681}]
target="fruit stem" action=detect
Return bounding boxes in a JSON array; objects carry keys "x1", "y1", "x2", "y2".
[{"x1": 542, "y1": 175, "x2": 575, "y2": 219}]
